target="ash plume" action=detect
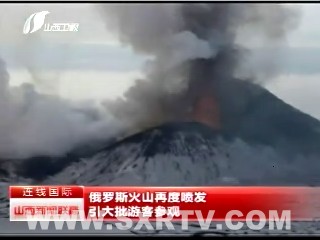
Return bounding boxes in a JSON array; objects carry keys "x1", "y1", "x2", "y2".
[
  {"x1": 0, "y1": 4, "x2": 301, "y2": 160},
  {"x1": 100, "y1": 4, "x2": 300, "y2": 133}
]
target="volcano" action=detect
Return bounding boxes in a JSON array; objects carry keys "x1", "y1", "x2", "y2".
[
  {"x1": 42, "y1": 78, "x2": 320, "y2": 187},
  {"x1": 2, "y1": 78, "x2": 320, "y2": 185},
  {"x1": 1, "y1": 81, "x2": 320, "y2": 237},
  {"x1": 1, "y1": 78, "x2": 320, "y2": 220}
]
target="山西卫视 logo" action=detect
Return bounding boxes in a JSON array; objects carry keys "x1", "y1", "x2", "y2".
[{"x1": 23, "y1": 11, "x2": 79, "y2": 34}]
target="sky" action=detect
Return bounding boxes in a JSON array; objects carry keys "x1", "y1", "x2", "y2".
[{"x1": 1, "y1": 3, "x2": 320, "y2": 120}]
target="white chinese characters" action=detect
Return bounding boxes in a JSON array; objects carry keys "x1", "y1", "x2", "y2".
[
  {"x1": 88, "y1": 191, "x2": 207, "y2": 203},
  {"x1": 87, "y1": 190, "x2": 207, "y2": 219}
]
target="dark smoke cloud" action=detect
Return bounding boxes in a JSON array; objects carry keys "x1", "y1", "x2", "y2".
[
  {"x1": 100, "y1": 4, "x2": 300, "y2": 133},
  {"x1": 0, "y1": 4, "x2": 301, "y2": 160}
]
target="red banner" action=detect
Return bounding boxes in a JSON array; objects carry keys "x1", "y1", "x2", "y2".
[
  {"x1": 10, "y1": 186, "x2": 83, "y2": 198},
  {"x1": 9, "y1": 186, "x2": 320, "y2": 221}
]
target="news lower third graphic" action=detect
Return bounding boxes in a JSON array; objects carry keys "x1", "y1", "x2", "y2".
[{"x1": 8, "y1": 186, "x2": 320, "y2": 232}]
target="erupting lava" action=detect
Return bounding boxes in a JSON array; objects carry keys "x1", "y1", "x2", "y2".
[{"x1": 191, "y1": 93, "x2": 221, "y2": 130}]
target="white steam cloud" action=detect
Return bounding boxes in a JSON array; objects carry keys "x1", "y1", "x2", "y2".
[{"x1": 0, "y1": 58, "x2": 123, "y2": 159}]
